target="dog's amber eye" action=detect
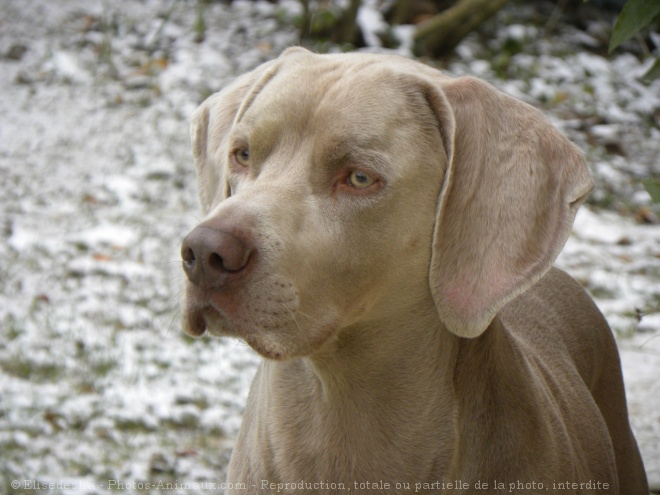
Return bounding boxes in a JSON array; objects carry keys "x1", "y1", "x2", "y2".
[
  {"x1": 234, "y1": 147, "x2": 250, "y2": 167},
  {"x1": 347, "y1": 170, "x2": 375, "y2": 189}
]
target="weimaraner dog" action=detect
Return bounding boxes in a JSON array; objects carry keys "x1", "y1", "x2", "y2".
[{"x1": 180, "y1": 48, "x2": 648, "y2": 494}]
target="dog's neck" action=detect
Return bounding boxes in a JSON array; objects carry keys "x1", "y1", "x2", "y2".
[
  {"x1": 256, "y1": 298, "x2": 463, "y2": 482},
  {"x1": 307, "y1": 305, "x2": 457, "y2": 400}
]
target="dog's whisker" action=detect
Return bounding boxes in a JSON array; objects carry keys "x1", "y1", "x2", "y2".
[{"x1": 166, "y1": 308, "x2": 181, "y2": 336}]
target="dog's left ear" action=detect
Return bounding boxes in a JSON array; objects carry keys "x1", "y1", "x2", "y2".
[{"x1": 427, "y1": 76, "x2": 593, "y2": 338}]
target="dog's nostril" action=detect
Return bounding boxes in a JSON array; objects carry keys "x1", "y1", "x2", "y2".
[
  {"x1": 182, "y1": 247, "x2": 196, "y2": 264},
  {"x1": 209, "y1": 252, "x2": 224, "y2": 271}
]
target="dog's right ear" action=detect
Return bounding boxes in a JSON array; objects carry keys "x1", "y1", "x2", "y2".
[
  {"x1": 190, "y1": 50, "x2": 309, "y2": 213},
  {"x1": 191, "y1": 48, "x2": 311, "y2": 213},
  {"x1": 190, "y1": 66, "x2": 275, "y2": 213},
  {"x1": 190, "y1": 79, "x2": 246, "y2": 213},
  {"x1": 190, "y1": 101, "x2": 216, "y2": 213}
]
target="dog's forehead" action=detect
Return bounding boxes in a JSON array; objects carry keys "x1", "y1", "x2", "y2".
[{"x1": 244, "y1": 59, "x2": 408, "y2": 129}]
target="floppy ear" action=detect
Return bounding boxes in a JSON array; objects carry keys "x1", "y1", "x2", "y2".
[
  {"x1": 191, "y1": 47, "x2": 312, "y2": 213},
  {"x1": 429, "y1": 76, "x2": 593, "y2": 338},
  {"x1": 190, "y1": 54, "x2": 295, "y2": 213},
  {"x1": 190, "y1": 73, "x2": 258, "y2": 214}
]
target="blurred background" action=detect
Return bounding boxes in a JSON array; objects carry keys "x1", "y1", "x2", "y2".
[{"x1": 0, "y1": 0, "x2": 659, "y2": 493}]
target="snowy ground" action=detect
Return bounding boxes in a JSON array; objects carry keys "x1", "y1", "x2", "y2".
[{"x1": 0, "y1": 0, "x2": 658, "y2": 493}]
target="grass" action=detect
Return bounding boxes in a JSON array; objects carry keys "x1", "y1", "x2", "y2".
[{"x1": 0, "y1": 355, "x2": 65, "y2": 381}]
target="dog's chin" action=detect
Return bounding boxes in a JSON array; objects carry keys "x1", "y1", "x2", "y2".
[{"x1": 241, "y1": 324, "x2": 341, "y2": 361}]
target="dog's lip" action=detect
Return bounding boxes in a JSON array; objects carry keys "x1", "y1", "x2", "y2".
[
  {"x1": 183, "y1": 301, "x2": 236, "y2": 338},
  {"x1": 183, "y1": 286, "x2": 241, "y2": 338},
  {"x1": 182, "y1": 300, "x2": 210, "y2": 337},
  {"x1": 182, "y1": 286, "x2": 220, "y2": 337}
]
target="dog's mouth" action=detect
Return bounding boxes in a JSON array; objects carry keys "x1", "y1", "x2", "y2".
[
  {"x1": 181, "y1": 297, "x2": 212, "y2": 337},
  {"x1": 182, "y1": 287, "x2": 237, "y2": 338},
  {"x1": 181, "y1": 295, "x2": 291, "y2": 359},
  {"x1": 181, "y1": 282, "x2": 346, "y2": 360}
]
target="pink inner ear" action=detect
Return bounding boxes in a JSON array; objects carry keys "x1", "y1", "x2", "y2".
[
  {"x1": 440, "y1": 271, "x2": 509, "y2": 324},
  {"x1": 442, "y1": 284, "x2": 475, "y2": 321}
]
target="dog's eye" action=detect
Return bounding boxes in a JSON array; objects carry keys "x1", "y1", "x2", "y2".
[
  {"x1": 234, "y1": 147, "x2": 250, "y2": 167},
  {"x1": 347, "y1": 170, "x2": 376, "y2": 189}
]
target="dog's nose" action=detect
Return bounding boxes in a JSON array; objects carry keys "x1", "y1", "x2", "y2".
[{"x1": 181, "y1": 226, "x2": 253, "y2": 289}]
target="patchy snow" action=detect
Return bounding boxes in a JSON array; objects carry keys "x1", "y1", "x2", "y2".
[
  {"x1": 0, "y1": 0, "x2": 658, "y2": 492},
  {"x1": 357, "y1": 0, "x2": 389, "y2": 49}
]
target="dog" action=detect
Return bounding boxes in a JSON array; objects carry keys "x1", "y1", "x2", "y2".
[{"x1": 180, "y1": 47, "x2": 648, "y2": 494}]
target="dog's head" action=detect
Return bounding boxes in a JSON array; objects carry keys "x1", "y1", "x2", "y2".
[{"x1": 180, "y1": 47, "x2": 592, "y2": 359}]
